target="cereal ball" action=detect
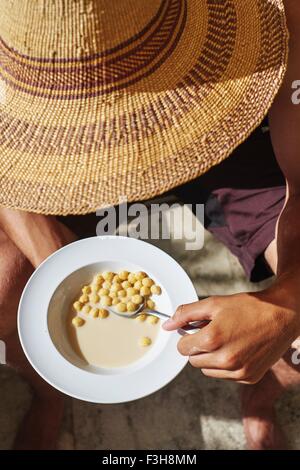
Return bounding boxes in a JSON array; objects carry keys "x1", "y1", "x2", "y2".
[
  {"x1": 91, "y1": 284, "x2": 100, "y2": 293},
  {"x1": 146, "y1": 299, "x2": 155, "y2": 309},
  {"x1": 82, "y1": 305, "x2": 91, "y2": 315},
  {"x1": 73, "y1": 301, "x2": 83, "y2": 312},
  {"x1": 139, "y1": 336, "x2": 152, "y2": 347},
  {"x1": 121, "y1": 280, "x2": 131, "y2": 290},
  {"x1": 142, "y1": 277, "x2": 154, "y2": 287},
  {"x1": 82, "y1": 285, "x2": 91, "y2": 295},
  {"x1": 112, "y1": 297, "x2": 119, "y2": 306},
  {"x1": 134, "y1": 280, "x2": 142, "y2": 290},
  {"x1": 150, "y1": 285, "x2": 162, "y2": 295},
  {"x1": 127, "y1": 287, "x2": 138, "y2": 297},
  {"x1": 140, "y1": 286, "x2": 151, "y2": 297},
  {"x1": 98, "y1": 308, "x2": 109, "y2": 319},
  {"x1": 118, "y1": 289, "x2": 127, "y2": 298},
  {"x1": 113, "y1": 274, "x2": 121, "y2": 283},
  {"x1": 136, "y1": 313, "x2": 147, "y2": 322},
  {"x1": 147, "y1": 315, "x2": 159, "y2": 325},
  {"x1": 132, "y1": 294, "x2": 143, "y2": 305},
  {"x1": 91, "y1": 307, "x2": 99, "y2": 318},
  {"x1": 94, "y1": 274, "x2": 104, "y2": 285},
  {"x1": 127, "y1": 301, "x2": 136, "y2": 312},
  {"x1": 119, "y1": 270, "x2": 129, "y2": 281},
  {"x1": 101, "y1": 295, "x2": 112, "y2": 307},
  {"x1": 102, "y1": 280, "x2": 112, "y2": 290},
  {"x1": 79, "y1": 294, "x2": 89, "y2": 304},
  {"x1": 102, "y1": 271, "x2": 114, "y2": 281},
  {"x1": 72, "y1": 316, "x2": 85, "y2": 327},
  {"x1": 89, "y1": 293, "x2": 100, "y2": 303},
  {"x1": 99, "y1": 288, "x2": 109, "y2": 296},
  {"x1": 109, "y1": 291, "x2": 118, "y2": 299},
  {"x1": 128, "y1": 273, "x2": 136, "y2": 284},
  {"x1": 116, "y1": 302, "x2": 127, "y2": 313},
  {"x1": 135, "y1": 271, "x2": 147, "y2": 281},
  {"x1": 110, "y1": 283, "x2": 122, "y2": 293}
]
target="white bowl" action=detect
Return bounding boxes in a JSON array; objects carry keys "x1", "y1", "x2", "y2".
[{"x1": 18, "y1": 236, "x2": 198, "y2": 403}]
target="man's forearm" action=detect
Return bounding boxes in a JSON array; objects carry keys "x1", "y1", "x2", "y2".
[{"x1": 0, "y1": 208, "x2": 76, "y2": 268}]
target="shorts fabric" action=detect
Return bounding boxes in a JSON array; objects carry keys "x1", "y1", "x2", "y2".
[
  {"x1": 59, "y1": 120, "x2": 286, "y2": 283},
  {"x1": 174, "y1": 119, "x2": 286, "y2": 281}
]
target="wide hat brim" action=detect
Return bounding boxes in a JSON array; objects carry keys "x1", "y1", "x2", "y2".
[{"x1": 0, "y1": 0, "x2": 288, "y2": 215}]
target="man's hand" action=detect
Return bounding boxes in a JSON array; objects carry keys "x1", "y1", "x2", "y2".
[{"x1": 163, "y1": 285, "x2": 300, "y2": 383}]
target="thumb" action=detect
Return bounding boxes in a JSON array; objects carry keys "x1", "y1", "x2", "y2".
[{"x1": 163, "y1": 298, "x2": 216, "y2": 331}]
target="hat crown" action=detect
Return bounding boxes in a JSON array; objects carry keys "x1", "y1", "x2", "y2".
[
  {"x1": 0, "y1": 0, "x2": 165, "y2": 59},
  {"x1": 0, "y1": 0, "x2": 187, "y2": 97}
]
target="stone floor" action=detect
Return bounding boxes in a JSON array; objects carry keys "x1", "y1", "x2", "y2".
[{"x1": 1, "y1": 209, "x2": 300, "y2": 450}]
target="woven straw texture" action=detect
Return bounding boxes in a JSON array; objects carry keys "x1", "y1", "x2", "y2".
[{"x1": 0, "y1": 0, "x2": 288, "y2": 215}]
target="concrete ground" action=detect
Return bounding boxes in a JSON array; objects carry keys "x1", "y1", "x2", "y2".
[{"x1": 0, "y1": 207, "x2": 300, "y2": 450}]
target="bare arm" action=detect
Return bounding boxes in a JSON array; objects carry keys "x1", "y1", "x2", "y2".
[
  {"x1": 269, "y1": 0, "x2": 300, "y2": 288},
  {"x1": 163, "y1": 0, "x2": 300, "y2": 383}
]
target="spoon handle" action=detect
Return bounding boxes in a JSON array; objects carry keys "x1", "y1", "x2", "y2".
[
  {"x1": 144, "y1": 309, "x2": 171, "y2": 320},
  {"x1": 179, "y1": 320, "x2": 210, "y2": 334},
  {"x1": 143, "y1": 309, "x2": 210, "y2": 335}
]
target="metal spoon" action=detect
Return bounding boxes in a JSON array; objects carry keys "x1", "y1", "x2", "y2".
[{"x1": 106, "y1": 296, "x2": 210, "y2": 335}]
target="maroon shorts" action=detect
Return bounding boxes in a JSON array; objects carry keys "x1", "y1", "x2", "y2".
[
  {"x1": 174, "y1": 119, "x2": 286, "y2": 281},
  {"x1": 59, "y1": 120, "x2": 286, "y2": 283}
]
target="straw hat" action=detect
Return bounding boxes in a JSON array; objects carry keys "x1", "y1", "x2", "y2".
[{"x1": 0, "y1": 0, "x2": 288, "y2": 215}]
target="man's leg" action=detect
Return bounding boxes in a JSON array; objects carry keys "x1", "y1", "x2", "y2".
[{"x1": 0, "y1": 229, "x2": 65, "y2": 449}]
